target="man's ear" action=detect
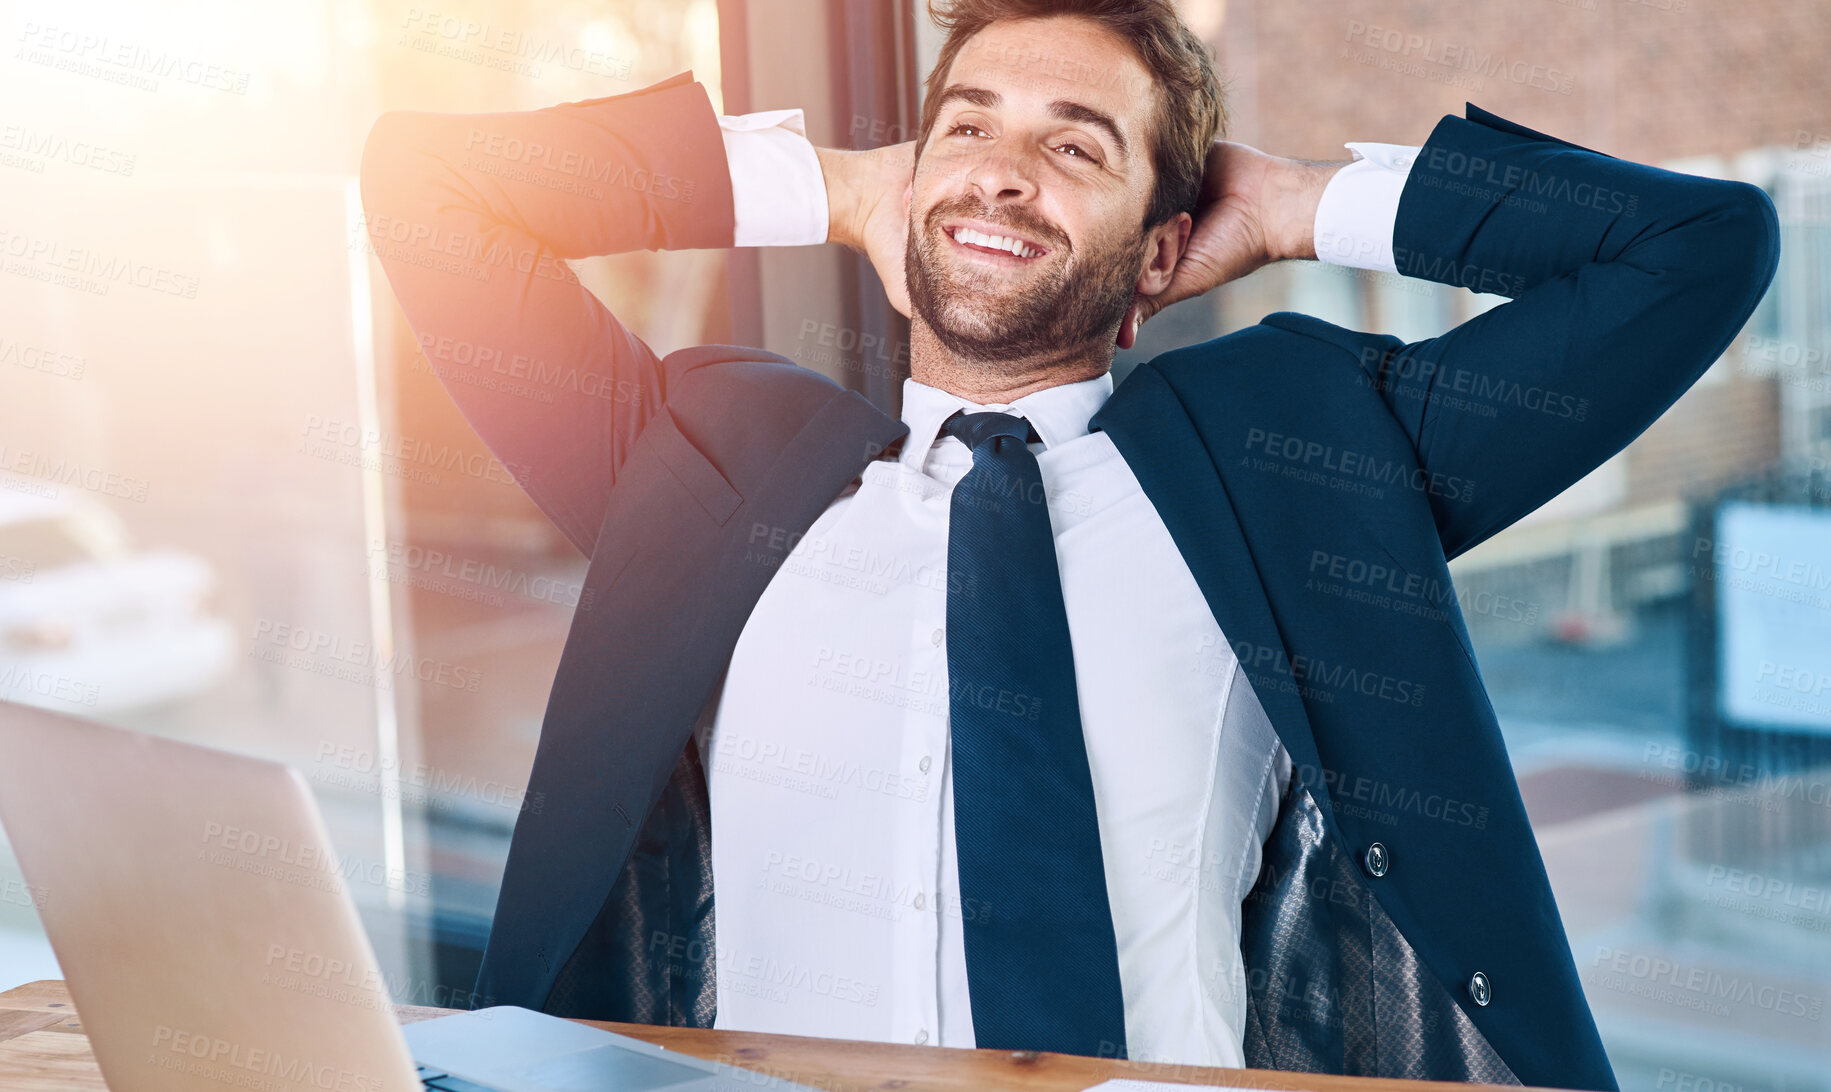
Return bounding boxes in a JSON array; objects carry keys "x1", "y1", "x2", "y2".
[{"x1": 1134, "y1": 210, "x2": 1192, "y2": 297}]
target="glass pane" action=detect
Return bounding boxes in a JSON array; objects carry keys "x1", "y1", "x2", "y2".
[{"x1": 0, "y1": 0, "x2": 725, "y2": 1015}]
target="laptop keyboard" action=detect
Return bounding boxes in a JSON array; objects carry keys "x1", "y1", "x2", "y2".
[{"x1": 417, "y1": 1063, "x2": 502, "y2": 1091}]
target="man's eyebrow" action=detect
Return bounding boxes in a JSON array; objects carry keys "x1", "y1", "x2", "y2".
[
  {"x1": 933, "y1": 85, "x2": 1128, "y2": 159},
  {"x1": 1048, "y1": 99, "x2": 1128, "y2": 158}
]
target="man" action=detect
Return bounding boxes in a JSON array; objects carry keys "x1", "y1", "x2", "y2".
[{"x1": 358, "y1": 1, "x2": 1778, "y2": 1088}]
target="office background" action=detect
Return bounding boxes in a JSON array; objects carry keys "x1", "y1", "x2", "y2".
[{"x1": 0, "y1": 1, "x2": 1827, "y2": 1088}]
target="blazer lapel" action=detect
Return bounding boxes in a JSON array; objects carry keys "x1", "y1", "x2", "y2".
[
  {"x1": 1091, "y1": 364, "x2": 1331, "y2": 806},
  {"x1": 476, "y1": 379, "x2": 907, "y2": 1010}
]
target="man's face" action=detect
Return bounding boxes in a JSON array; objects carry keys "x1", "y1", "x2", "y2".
[{"x1": 906, "y1": 16, "x2": 1172, "y2": 366}]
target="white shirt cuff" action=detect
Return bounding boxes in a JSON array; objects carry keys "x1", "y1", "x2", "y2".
[
  {"x1": 719, "y1": 108, "x2": 828, "y2": 247},
  {"x1": 1311, "y1": 142, "x2": 1420, "y2": 274}
]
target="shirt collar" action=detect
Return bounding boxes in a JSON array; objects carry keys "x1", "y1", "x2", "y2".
[{"x1": 897, "y1": 372, "x2": 1114, "y2": 465}]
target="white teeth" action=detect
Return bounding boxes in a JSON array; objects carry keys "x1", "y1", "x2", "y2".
[{"x1": 951, "y1": 226, "x2": 1038, "y2": 258}]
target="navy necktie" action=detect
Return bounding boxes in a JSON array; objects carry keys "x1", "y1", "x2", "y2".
[{"x1": 941, "y1": 410, "x2": 1127, "y2": 1059}]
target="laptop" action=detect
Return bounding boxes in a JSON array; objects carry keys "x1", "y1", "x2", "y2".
[{"x1": 0, "y1": 702, "x2": 818, "y2": 1092}]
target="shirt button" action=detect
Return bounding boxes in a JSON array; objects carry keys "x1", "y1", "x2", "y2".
[
  {"x1": 1468, "y1": 971, "x2": 1492, "y2": 1007},
  {"x1": 919, "y1": 755, "x2": 932, "y2": 774},
  {"x1": 1393, "y1": 154, "x2": 1412, "y2": 169},
  {"x1": 914, "y1": 1029, "x2": 929, "y2": 1044},
  {"x1": 931, "y1": 628, "x2": 944, "y2": 647},
  {"x1": 914, "y1": 892, "x2": 926, "y2": 909},
  {"x1": 1363, "y1": 842, "x2": 1389, "y2": 878}
]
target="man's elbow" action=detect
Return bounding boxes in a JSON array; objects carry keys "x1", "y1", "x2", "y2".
[
  {"x1": 357, "y1": 111, "x2": 413, "y2": 226},
  {"x1": 1704, "y1": 179, "x2": 1782, "y2": 309}
]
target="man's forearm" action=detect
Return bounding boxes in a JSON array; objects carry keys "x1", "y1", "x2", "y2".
[
  {"x1": 1264, "y1": 158, "x2": 1352, "y2": 263},
  {"x1": 814, "y1": 143, "x2": 915, "y2": 251},
  {"x1": 815, "y1": 146, "x2": 863, "y2": 250}
]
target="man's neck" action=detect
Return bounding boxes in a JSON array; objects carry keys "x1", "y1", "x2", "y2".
[{"x1": 906, "y1": 319, "x2": 1113, "y2": 404}]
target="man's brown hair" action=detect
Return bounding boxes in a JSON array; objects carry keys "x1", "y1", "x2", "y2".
[{"x1": 917, "y1": 0, "x2": 1227, "y2": 230}]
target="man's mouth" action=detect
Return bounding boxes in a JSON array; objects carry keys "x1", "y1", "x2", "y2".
[{"x1": 944, "y1": 221, "x2": 1049, "y2": 261}]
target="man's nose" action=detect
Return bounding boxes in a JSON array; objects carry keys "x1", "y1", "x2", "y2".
[{"x1": 963, "y1": 139, "x2": 1039, "y2": 203}]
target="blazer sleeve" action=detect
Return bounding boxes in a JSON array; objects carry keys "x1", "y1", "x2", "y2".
[
  {"x1": 357, "y1": 72, "x2": 736, "y2": 557},
  {"x1": 1338, "y1": 103, "x2": 1781, "y2": 562}
]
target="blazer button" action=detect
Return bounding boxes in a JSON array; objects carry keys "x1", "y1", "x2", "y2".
[
  {"x1": 1363, "y1": 842, "x2": 1389, "y2": 878},
  {"x1": 1469, "y1": 971, "x2": 1492, "y2": 1007}
]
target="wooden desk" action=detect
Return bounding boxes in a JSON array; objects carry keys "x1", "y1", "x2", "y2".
[{"x1": 0, "y1": 979, "x2": 1538, "y2": 1092}]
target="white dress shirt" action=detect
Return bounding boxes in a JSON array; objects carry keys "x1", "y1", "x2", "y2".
[{"x1": 699, "y1": 111, "x2": 1421, "y2": 1067}]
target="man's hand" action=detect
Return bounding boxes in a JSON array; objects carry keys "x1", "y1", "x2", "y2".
[
  {"x1": 1119, "y1": 143, "x2": 1350, "y2": 349},
  {"x1": 818, "y1": 142, "x2": 917, "y2": 319}
]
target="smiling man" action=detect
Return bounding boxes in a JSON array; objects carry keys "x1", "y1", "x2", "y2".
[
  {"x1": 897, "y1": 15, "x2": 1193, "y2": 391},
  {"x1": 358, "y1": 2, "x2": 1778, "y2": 1088}
]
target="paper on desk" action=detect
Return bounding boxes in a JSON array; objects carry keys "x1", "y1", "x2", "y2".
[{"x1": 1082, "y1": 1082, "x2": 1278, "y2": 1091}]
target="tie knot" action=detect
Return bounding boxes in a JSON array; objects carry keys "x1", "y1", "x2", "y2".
[{"x1": 942, "y1": 411, "x2": 1037, "y2": 452}]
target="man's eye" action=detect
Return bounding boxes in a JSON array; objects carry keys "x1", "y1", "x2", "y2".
[
  {"x1": 948, "y1": 123, "x2": 986, "y2": 138},
  {"x1": 1058, "y1": 142, "x2": 1099, "y2": 163},
  {"x1": 959, "y1": 124, "x2": 1098, "y2": 164}
]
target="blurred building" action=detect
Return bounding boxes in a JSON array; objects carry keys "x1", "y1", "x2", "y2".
[{"x1": 1141, "y1": 0, "x2": 1831, "y2": 652}]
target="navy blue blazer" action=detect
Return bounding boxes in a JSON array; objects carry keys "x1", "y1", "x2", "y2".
[{"x1": 360, "y1": 73, "x2": 1780, "y2": 1092}]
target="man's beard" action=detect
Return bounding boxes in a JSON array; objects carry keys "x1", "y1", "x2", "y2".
[{"x1": 905, "y1": 194, "x2": 1146, "y2": 368}]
